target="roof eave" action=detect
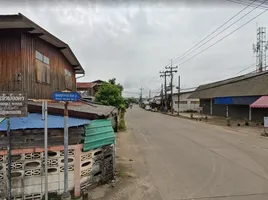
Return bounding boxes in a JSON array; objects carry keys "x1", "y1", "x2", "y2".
[{"x1": 18, "y1": 13, "x2": 85, "y2": 75}]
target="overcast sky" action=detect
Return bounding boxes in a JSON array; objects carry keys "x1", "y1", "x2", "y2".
[{"x1": 1, "y1": 0, "x2": 268, "y2": 97}]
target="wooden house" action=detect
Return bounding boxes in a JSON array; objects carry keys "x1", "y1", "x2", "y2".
[
  {"x1": 0, "y1": 13, "x2": 85, "y2": 99},
  {"x1": 77, "y1": 80, "x2": 105, "y2": 100}
]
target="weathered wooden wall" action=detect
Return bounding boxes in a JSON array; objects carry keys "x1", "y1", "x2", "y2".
[
  {"x1": 0, "y1": 31, "x2": 22, "y2": 91},
  {"x1": 21, "y1": 32, "x2": 76, "y2": 99},
  {"x1": 0, "y1": 127, "x2": 84, "y2": 150}
]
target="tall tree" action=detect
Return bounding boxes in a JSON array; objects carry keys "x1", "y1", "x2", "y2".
[
  {"x1": 108, "y1": 78, "x2": 123, "y2": 94},
  {"x1": 95, "y1": 81, "x2": 124, "y2": 108}
]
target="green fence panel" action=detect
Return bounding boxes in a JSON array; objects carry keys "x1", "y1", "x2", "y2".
[{"x1": 83, "y1": 119, "x2": 115, "y2": 152}]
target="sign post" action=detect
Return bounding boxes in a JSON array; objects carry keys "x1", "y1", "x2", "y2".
[
  {"x1": 0, "y1": 92, "x2": 27, "y2": 200},
  {"x1": 7, "y1": 117, "x2": 11, "y2": 200},
  {"x1": 42, "y1": 100, "x2": 48, "y2": 200},
  {"x1": 52, "y1": 91, "x2": 81, "y2": 200}
]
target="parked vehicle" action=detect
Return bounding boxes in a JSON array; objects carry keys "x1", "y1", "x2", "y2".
[{"x1": 145, "y1": 105, "x2": 151, "y2": 110}]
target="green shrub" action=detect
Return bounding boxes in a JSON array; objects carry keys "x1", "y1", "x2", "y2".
[
  {"x1": 244, "y1": 118, "x2": 249, "y2": 126},
  {"x1": 118, "y1": 119, "x2": 126, "y2": 131}
]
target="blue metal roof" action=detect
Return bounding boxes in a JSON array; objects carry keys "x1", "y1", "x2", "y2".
[{"x1": 0, "y1": 113, "x2": 90, "y2": 131}]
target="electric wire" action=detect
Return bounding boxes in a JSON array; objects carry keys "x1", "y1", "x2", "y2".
[
  {"x1": 170, "y1": 0, "x2": 259, "y2": 66},
  {"x1": 177, "y1": 4, "x2": 268, "y2": 66},
  {"x1": 147, "y1": 0, "x2": 260, "y2": 86}
]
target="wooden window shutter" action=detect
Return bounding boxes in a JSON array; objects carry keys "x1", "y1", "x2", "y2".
[
  {"x1": 41, "y1": 63, "x2": 46, "y2": 83},
  {"x1": 46, "y1": 65, "x2": 50, "y2": 84},
  {"x1": 36, "y1": 60, "x2": 42, "y2": 83},
  {"x1": 68, "y1": 75, "x2": 72, "y2": 89}
]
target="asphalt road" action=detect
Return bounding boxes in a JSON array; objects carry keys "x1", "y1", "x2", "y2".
[{"x1": 125, "y1": 106, "x2": 268, "y2": 200}]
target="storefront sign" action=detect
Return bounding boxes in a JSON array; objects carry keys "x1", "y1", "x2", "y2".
[{"x1": 0, "y1": 92, "x2": 27, "y2": 117}]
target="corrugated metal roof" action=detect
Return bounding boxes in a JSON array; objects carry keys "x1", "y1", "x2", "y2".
[
  {"x1": 83, "y1": 119, "x2": 115, "y2": 151},
  {"x1": 0, "y1": 113, "x2": 90, "y2": 131},
  {"x1": 0, "y1": 118, "x2": 4, "y2": 123},
  {"x1": 189, "y1": 71, "x2": 268, "y2": 99},
  {"x1": 28, "y1": 101, "x2": 117, "y2": 118},
  {"x1": 77, "y1": 82, "x2": 97, "y2": 89}
]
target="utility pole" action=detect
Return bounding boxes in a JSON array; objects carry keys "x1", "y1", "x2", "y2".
[
  {"x1": 177, "y1": 75, "x2": 180, "y2": 115},
  {"x1": 165, "y1": 60, "x2": 178, "y2": 114},
  {"x1": 161, "y1": 84, "x2": 164, "y2": 112},
  {"x1": 160, "y1": 70, "x2": 170, "y2": 112},
  {"x1": 139, "y1": 87, "x2": 143, "y2": 107},
  {"x1": 149, "y1": 89, "x2": 151, "y2": 99}
]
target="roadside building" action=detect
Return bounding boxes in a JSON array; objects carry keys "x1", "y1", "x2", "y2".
[
  {"x1": 189, "y1": 71, "x2": 268, "y2": 121},
  {"x1": 0, "y1": 114, "x2": 115, "y2": 199},
  {"x1": 172, "y1": 91, "x2": 200, "y2": 113},
  {"x1": 0, "y1": 13, "x2": 84, "y2": 99},
  {"x1": 0, "y1": 13, "x2": 117, "y2": 199},
  {"x1": 77, "y1": 80, "x2": 105, "y2": 101}
]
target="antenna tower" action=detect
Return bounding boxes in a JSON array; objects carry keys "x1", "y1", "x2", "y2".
[{"x1": 253, "y1": 27, "x2": 268, "y2": 72}]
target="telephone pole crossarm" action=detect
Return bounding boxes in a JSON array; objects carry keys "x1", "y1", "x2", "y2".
[{"x1": 165, "y1": 61, "x2": 178, "y2": 114}]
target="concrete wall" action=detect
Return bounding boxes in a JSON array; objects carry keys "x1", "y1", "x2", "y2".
[
  {"x1": 0, "y1": 143, "x2": 115, "y2": 199},
  {"x1": 173, "y1": 93, "x2": 199, "y2": 112}
]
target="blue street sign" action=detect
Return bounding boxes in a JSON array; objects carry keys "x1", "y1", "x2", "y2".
[{"x1": 52, "y1": 91, "x2": 81, "y2": 102}]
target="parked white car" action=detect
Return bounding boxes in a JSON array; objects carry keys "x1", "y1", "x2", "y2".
[{"x1": 145, "y1": 105, "x2": 151, "y2": 110}]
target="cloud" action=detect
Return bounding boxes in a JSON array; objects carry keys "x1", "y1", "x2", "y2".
[{"x1": 0, "y1": 0, "x2": 267, "y2": 97}]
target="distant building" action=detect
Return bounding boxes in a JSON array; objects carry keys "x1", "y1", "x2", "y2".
[
  {"x1": 189, "y1": 71, "x2": 268, "y2": 121},
  {"x1": 151, "y1": 90, "x2": 199, "y2": 112},
  {"x1": 0, "y1": 13, "x2": 84, "y2": 99},
  {"x1": 77, "y1": 80, "x2": 105, "y2": 101},
  {"x1": 172, "y1": 91, "x2": 200, "y2": 112}
]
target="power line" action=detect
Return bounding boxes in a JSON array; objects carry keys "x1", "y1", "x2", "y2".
[
  {"x1": 177, "y1": 5, "x2": 268, "y2": 66},
  {"x1": 233, "y1": 63, "x2": 256, "y2": 75},
  {"x1": 147, "y1": 0, "x2": 266, "y2": 93},
  {"x1": 147, "y1": 0, "x2": 260, "y2": 87},
  {"x1": 172, "y1": 0, "x2": 267, "y2": 67},
  {"x1": 170, "y1": 0, "x2": 258, "y2": 66},
  {"x1": 225, "y1": 0, "x2": 268, "y2": 9}
]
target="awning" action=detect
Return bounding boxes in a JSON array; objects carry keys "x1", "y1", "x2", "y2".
[{"x1": 250, "y1": 96, "x2": 268, "y2": 108}]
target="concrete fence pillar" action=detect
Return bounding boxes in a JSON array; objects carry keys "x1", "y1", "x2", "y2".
[{"x1": 74, "y1": 145, "x2": 82, "y2": 197}]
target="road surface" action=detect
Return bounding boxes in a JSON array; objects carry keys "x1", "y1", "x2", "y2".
[{"x1": 123, "y1": 106, "x2": 268, "y2": 200}]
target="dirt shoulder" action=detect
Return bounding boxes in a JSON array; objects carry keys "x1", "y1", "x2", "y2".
[{"x1": 89, "y1": 129, "x2": 161, "y2": 200}]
